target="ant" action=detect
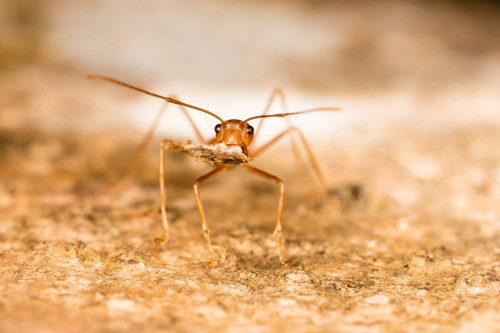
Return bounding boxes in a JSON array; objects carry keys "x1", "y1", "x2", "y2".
[{"x1": 88, "y1": 75, "x2": 340, "y2": 265}]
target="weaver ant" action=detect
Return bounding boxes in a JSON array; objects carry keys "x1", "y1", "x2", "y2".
[{"x1": 88, "y1": 75, "x2": 340, "y2": 265}]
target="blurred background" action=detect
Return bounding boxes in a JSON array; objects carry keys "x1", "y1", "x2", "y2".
[
  {"x1": 1, "y1": 0, "x2": 499, "y2": 133},
  {"x1": 0, "y1": 0, "x2": 499, "y2": 213}
]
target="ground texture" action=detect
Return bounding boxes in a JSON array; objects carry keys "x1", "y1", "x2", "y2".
[{"x1": 1, "y1": 67, "x2": 499, "y2": 333}]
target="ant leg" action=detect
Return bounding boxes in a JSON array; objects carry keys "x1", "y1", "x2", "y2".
[
  {"x1": 154, "y1": 139, "x2": 170, "y2": 244},
  {"x1": 117, "y1": 96, "x2": 208, "y2": 190},
  {"x1": 242, "y1": 165, "x2": 291, "y2": 265},
  {"x1": 253, "y1": 88, "x2": 288, "y2": 140},
  {"x1": 114, "y1": 102, "x2": 168, "y2": 191},
  {"x1": 193, "y1": 166, "x2": 229, "y2": 266},
  {"x1": 155, "y1": 140, "x2": 224, "y2": 248},
  {"x1": 250, "y1": 127, "x2": 329, "y2": 195},
  {"x1": 252, "y1": 88, "x2": 304, "y2": 179}
]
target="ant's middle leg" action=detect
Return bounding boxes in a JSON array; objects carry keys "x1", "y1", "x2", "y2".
[{"x1": 249, "y1": 127, "x2": 329, "y2": 195}]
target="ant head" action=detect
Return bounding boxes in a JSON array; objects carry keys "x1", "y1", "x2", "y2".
[{"x1": 214, "y1": 120, "x2": 254, "y2": 156}]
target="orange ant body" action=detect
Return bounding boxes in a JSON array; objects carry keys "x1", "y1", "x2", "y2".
[{"x1": 88, "y1": 75, "x2": 340, "y2": 265}]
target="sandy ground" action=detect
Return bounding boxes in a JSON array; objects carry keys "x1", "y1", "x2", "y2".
[{"x1": 1, "y1": 66, "x2": 499, "y2": 333}]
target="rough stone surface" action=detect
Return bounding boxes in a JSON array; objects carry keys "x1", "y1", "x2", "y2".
[{"x1": 1, "y1": 68, "x2": 499, "y2": 333}]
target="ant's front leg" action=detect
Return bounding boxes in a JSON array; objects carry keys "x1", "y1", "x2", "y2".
[
  {"x1": 154, "y1": 139, "x2": 170, "y2": 245},
  {"x1": 242, "y1": 165, "x2": 292, "y2": 265},
  {"x1": 193, "y1": 166, "x2": 229, "y2": 266}
]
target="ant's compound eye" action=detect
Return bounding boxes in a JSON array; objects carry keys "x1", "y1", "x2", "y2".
[
  {"x1": 214, "y1": 124, "x2": 221, "y2": 133},
  {"x1": 246, "y1": 125, "x2": 254, "y2": 135}
]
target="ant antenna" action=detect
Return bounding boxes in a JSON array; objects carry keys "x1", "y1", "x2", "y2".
[
  {"x1": 87, "y1": 75, "x2": 225, "y2": 123},
  {"x1": 244, "y1": 107, "x2": 341, "y2": 123}
]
